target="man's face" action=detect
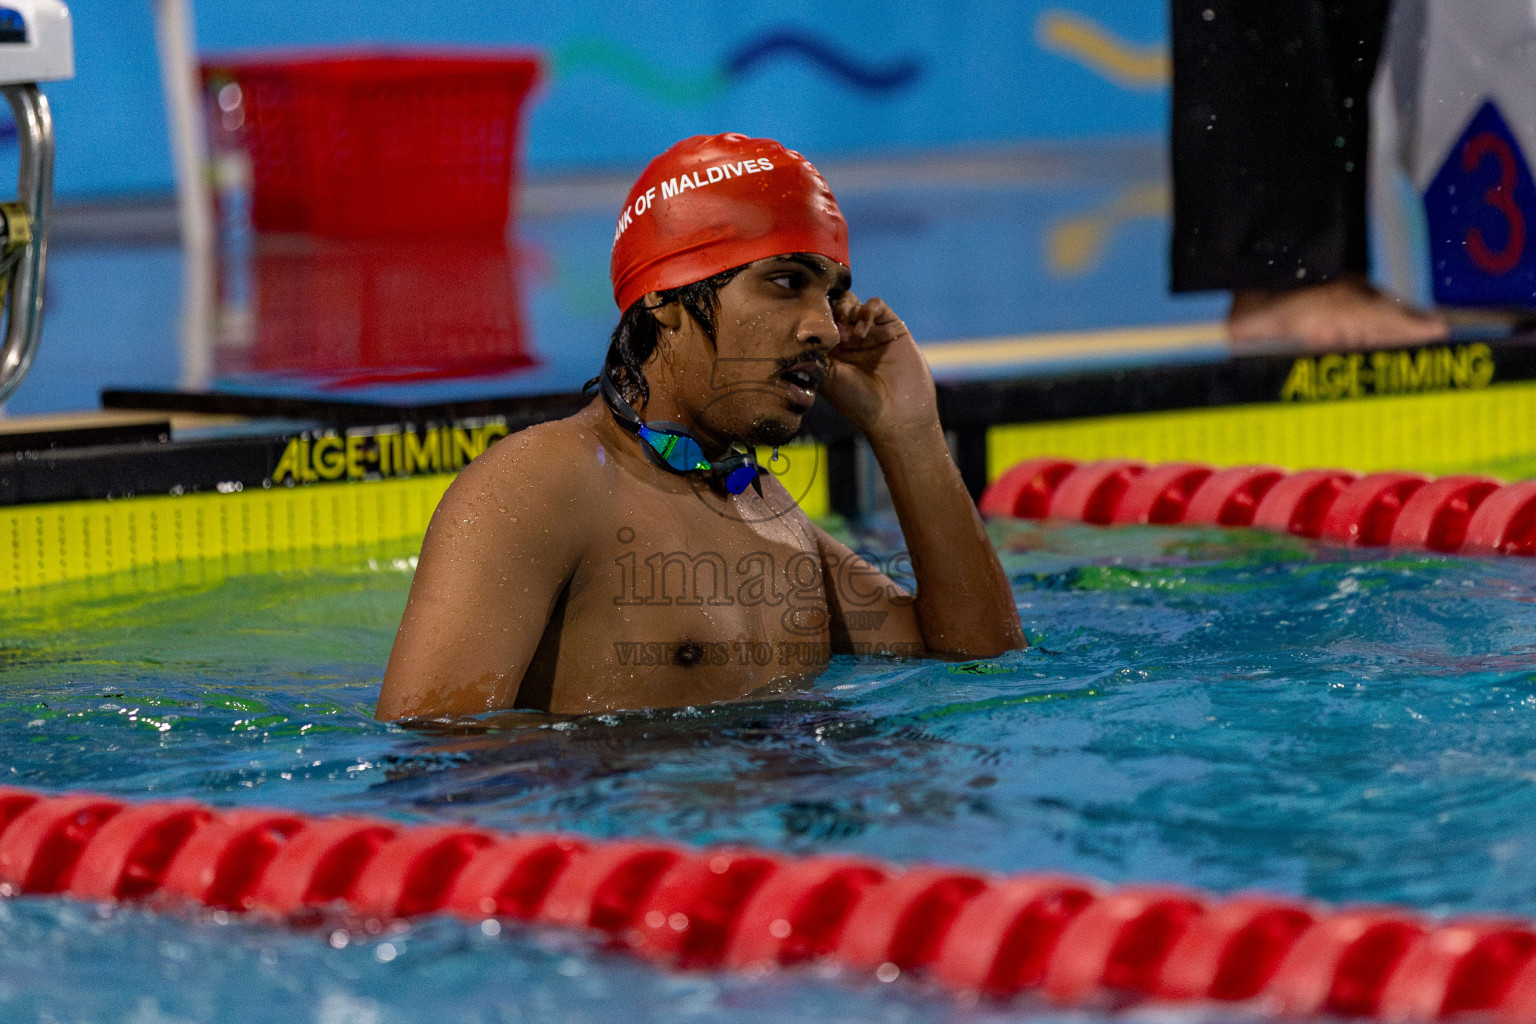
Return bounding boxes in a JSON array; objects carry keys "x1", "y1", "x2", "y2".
[{"x1": 674, "y1": 253, "x2": 851, "y2": 450}]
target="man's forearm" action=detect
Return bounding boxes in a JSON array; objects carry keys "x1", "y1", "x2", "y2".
[{"x1": 870, "y1": 422, "x2": 1024, "y2": 656}]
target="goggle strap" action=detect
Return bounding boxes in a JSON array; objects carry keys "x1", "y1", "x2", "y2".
[{"x1": 598, "y1": 372, "x2": 644, "y2": 434}]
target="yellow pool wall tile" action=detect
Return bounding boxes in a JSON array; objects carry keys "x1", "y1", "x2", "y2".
[{"x1": 2, "y1": 441, "x2": 830, "y2": 595}]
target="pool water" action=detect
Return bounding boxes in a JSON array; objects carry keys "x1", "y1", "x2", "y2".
[{"x1": 3, "y1": 518, "x2": 1536, "y2": 1022}]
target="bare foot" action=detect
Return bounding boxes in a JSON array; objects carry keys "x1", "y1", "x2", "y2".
[{"x1": 1228, "y1": 276, "x2": 1449, "y2": 350}]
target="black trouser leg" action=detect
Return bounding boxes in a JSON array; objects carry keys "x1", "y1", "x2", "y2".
[{"x1": 1170, "y1": 0, "x2": 1393, "y2": 292}]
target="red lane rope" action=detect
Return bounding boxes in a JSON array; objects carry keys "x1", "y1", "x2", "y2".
[
  {"x1": 980, "y1": 458, "x2": 1536, "y2": 556},
  {"x1": 2, "y1": 785, "x2": 1535, "y2": 1021}
]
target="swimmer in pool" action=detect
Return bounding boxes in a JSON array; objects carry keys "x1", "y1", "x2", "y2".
[{"x1": 376, "y1": 134, "x2": 1024, "y2": 720}]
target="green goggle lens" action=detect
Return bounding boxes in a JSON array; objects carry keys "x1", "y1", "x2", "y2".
[{"x1": 639, "y1": 425, "x2": 710, "y2": 473}]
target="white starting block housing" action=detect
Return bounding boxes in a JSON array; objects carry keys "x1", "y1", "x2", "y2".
[
  {"x1": 0, "y1": 0, "x2": 73, "y2": 86},
  {"x1": 0, "y1": 0, "x2": 71, "y2": 406}
]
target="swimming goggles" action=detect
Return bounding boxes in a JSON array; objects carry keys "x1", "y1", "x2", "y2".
[{"x1": 599, "y1": 372, "x2": 765, "y2": 496}]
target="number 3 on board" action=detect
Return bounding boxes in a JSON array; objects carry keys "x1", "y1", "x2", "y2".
[
  {"x1": 1461, "y1": 130, "x2": 1526, "y2": 275},
  {"x1": 1423, "y1": 100, "x2": 1536, "y2": 306}
]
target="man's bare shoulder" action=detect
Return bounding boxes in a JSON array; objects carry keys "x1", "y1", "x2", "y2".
[
  {"x1": 428, "y1": 407, "x2": 610, "y2": 538},
  {"x1": 477, "y1": 410, "x2": 605, "y2": 482}
]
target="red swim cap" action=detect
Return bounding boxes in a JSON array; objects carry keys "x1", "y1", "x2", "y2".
[{"x1": 609, "y1": 133, "x2": 849, "y2": 312}]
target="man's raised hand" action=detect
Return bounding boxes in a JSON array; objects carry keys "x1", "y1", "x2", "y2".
[{"x1": 822, "y1": 293, "x2": 938, "y2": 441}]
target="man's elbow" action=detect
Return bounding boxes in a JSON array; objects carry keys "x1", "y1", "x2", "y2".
[
  {"x1": 376, "y1": 667, "x2": 519, "y2": 722},
  {"x1": 922, "y1": 621, "x2": 1027, "y2": 660},
  {"x1": 374, "y1": 675, "x2": 412, "y2": 721}
]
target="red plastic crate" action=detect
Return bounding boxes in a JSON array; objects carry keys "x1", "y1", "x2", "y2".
[{"x1": 202, "y1": 51, "x2": 540, "y2": 238}]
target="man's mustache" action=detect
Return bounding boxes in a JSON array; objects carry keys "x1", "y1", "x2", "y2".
[{"x1": 773, "y1": 351, "x2": 832, "y2": 374}]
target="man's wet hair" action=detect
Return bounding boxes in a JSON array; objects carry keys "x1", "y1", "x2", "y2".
[{"x1": 585, "y1": 264, "x2": 749, "y2": 404}]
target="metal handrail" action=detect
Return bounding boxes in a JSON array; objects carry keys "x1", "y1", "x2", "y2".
[{"x1": 0, "y1": 84, "x2": 53, "y2": 406}]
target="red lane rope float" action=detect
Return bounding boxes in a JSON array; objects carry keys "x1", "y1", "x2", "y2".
[
  {"x1": 7, "y1": 787, "x2": 1536, "y2": 1021},
  {"x1": 1465, "y1": 481, "x2": 1536, "y2": 556},
  {"x1": 1392, "y1": 476, "x2": 1500, "y2": 552},
  {"x1": 1320, "y1": 474, "x2": 1427, "y2": 546},
  {"x1": 1112, "y1": 463, "x2": 1216, "y2": 525},
  {"x1": 1184, "y1": 465, "x2": 1287, "y2": 527},
  {"x1": 1047, "y1": 459, "x2": 1145, "y2": 525},
  {"x1": 981, "y1": 458, "x2": 1536, "y2": 557}
]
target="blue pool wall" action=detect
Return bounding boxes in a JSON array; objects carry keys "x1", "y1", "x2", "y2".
[{"x1": 43, "y1": 0, "x2": 1169, "y2": 200}]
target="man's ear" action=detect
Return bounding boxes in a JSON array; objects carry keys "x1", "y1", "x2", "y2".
[{"x1": 646, "y1": 292, "x2": 684, "y2": 332}]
